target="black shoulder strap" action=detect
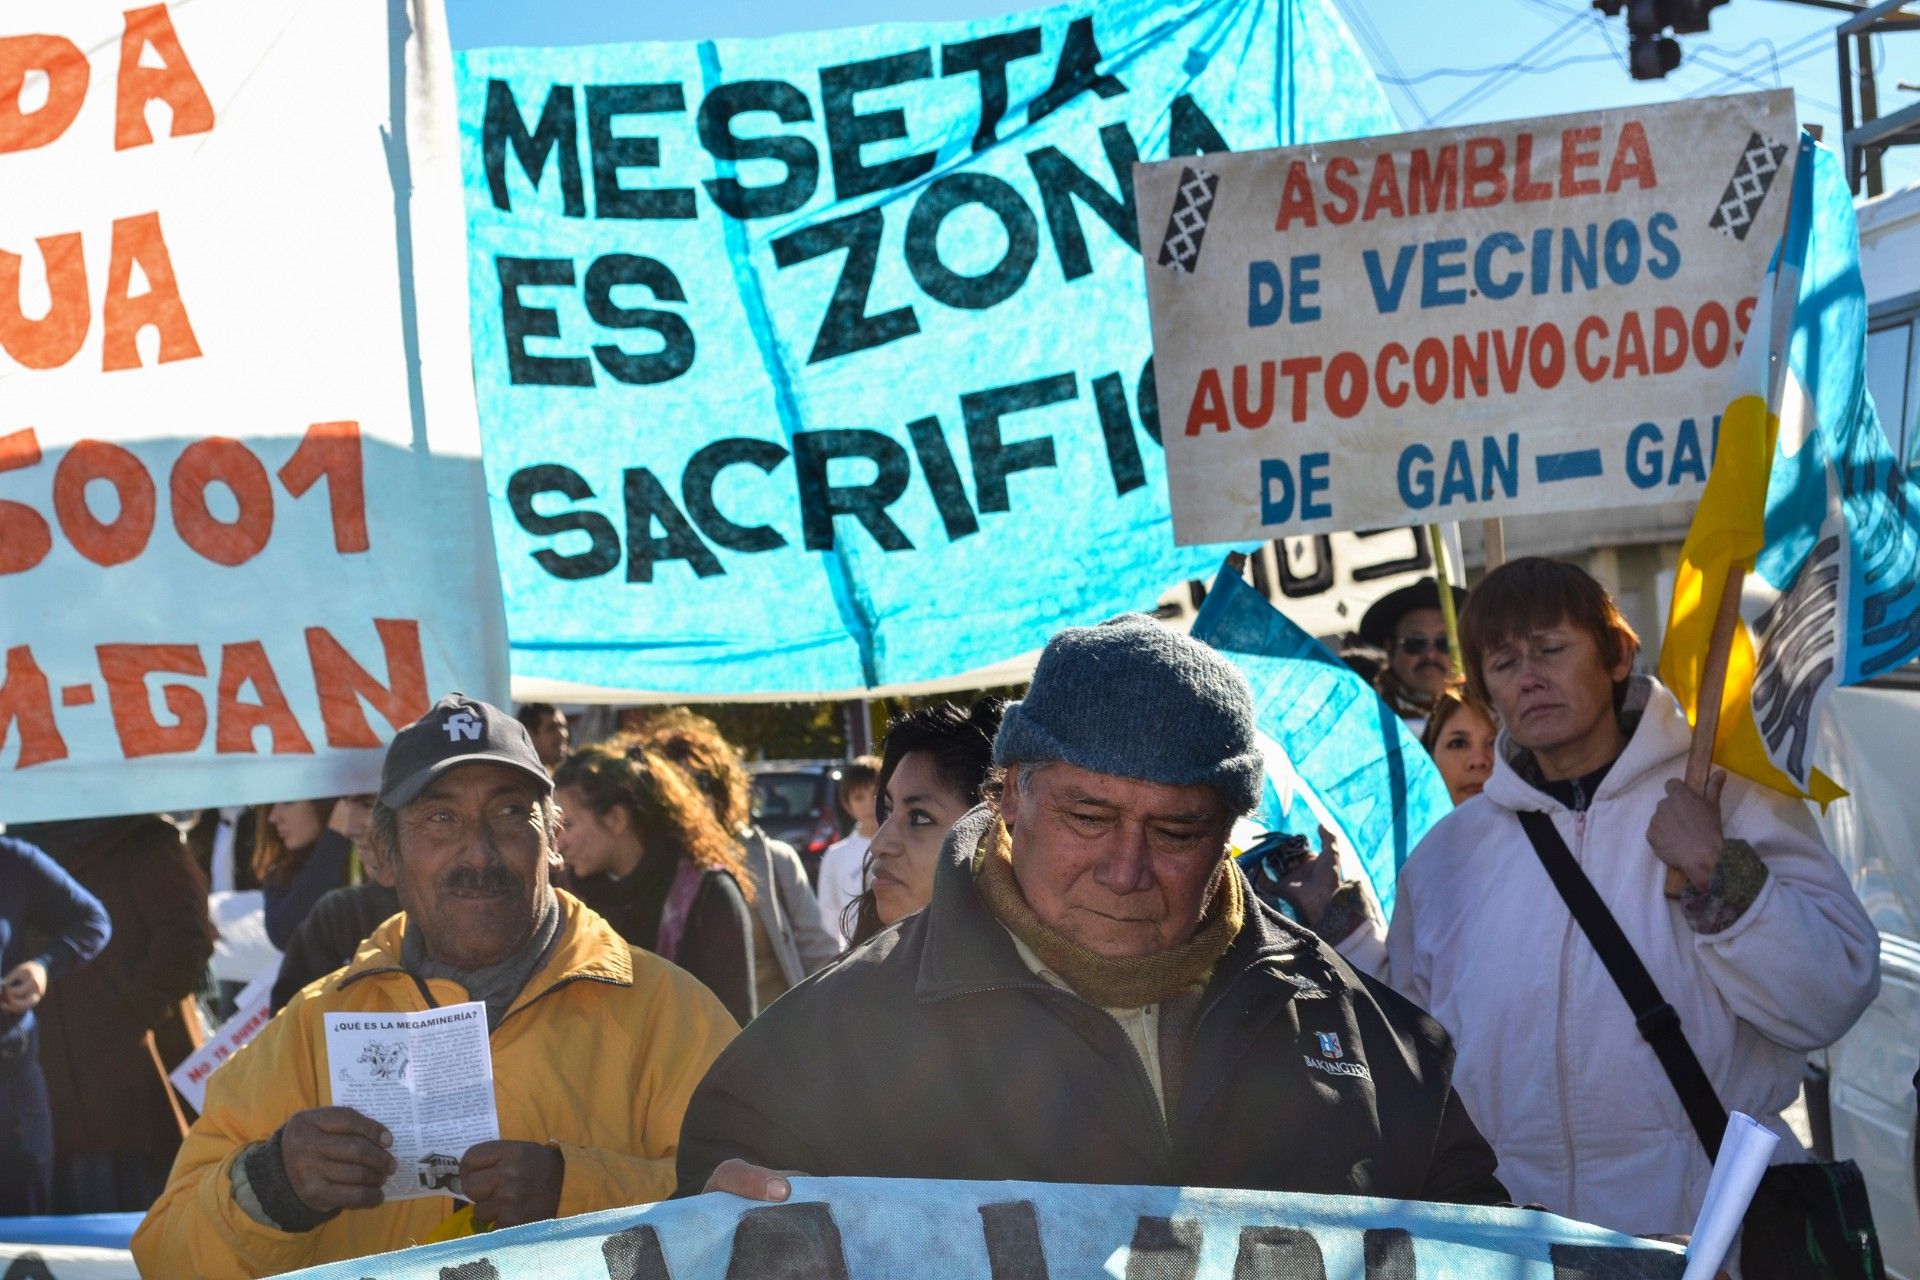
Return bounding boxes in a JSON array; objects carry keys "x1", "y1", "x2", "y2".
[{"x1": 1515, "y1": 809, "x2": 1730, "y2": 1161}]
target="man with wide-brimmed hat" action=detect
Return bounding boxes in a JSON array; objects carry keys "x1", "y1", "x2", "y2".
[
  {"x1": 134, "y1": 695, "x2": 737, "y2": 1280},
  {"x1": 678, "y1": 616, "x2": 1506, "y2": 1206},
  {"x1": 1358, "y1": 577, "x2": 1470, "y2": 733}
]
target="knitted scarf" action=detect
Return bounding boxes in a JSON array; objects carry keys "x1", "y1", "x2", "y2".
[{"x1": 972, "y1": 817, "x2": 1243, "y2": 1009}]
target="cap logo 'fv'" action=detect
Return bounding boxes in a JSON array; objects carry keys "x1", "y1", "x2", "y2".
[{"x1": 443, "y1": 712, "x2": 482, "y2": 743}]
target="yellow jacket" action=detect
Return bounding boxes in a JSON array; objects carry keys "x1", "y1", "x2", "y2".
[{"x1": 132, "y1": 891, "x2": 736, "y2": 1278}]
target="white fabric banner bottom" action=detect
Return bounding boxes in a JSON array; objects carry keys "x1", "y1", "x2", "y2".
[
  {"x1": 0, "y1": 1243, "x2": 137, "y2": 1278},
  {"x1": 283, "y1": 1178, "x2": 1684, "y2": 1278}
]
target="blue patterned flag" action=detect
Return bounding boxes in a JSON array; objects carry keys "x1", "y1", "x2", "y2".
[
  {"x1": 1661, "y1": 136, "x2": 1920, "y2": 803},
  {"x1": 1190, "y1": 563, "x2": 1451, "y2": 919}
]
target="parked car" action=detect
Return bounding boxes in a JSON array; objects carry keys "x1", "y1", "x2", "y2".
[{"x1": 748, "y1": 760, "x2": 848, "y2": 885}]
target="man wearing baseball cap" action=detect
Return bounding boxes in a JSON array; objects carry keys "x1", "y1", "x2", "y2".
[
  {"x1": 135, "y1": 696, "x2": 737, "y2": 1280},
  {"x1": 677, "y1": 617, "x2": 1506, "y2": 1206}
]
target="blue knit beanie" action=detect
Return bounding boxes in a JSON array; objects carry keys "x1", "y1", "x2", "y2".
[{"x1": 993, "y1": 614, "x2": 1262, "y2": 816}]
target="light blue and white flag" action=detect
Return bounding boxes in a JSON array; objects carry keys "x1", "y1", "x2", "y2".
[
  {"x1": 1191, "y1": 563, "x2": 1450, "y2": 919},
  {"x1": 277, "y1": 1177, "x2": 1681, "y2": 1279},
  {"x1": 457, "y1": 0, "x2": 1398, "y2": 697},
  {"x1": 1662, "y1": 135, "x2": 1920, "y2": 802}
]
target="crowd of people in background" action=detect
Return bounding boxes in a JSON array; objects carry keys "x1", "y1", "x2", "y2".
[
  {"x1": 1, "y1": 816, "x2": 215, "y2": 1217},
  {"x1": 0, "y1": 558, "x2": 1883, "y2": 1280}
]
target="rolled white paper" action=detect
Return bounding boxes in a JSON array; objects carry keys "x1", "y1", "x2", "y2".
[{"x1": 1682, "y1": 1111, "x2": 1782, "y2": 1280}]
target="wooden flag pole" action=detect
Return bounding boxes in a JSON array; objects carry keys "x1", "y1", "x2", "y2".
[
  {"x1": 1667, "y1": 561, "x2": 1747, "y2": 896},
  {"x1": 1684, "y1": 564, "x2": 1746, "y2": 791},
  {"x1": 1662, "y1": 132, "x2": 1799, "y2": 897},
  {"x1": 1482, "y1": 517, "x2": 1506, "y2": 572}
]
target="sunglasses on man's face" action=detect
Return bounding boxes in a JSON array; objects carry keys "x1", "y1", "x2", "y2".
[{"x1": 1396, "y1": 634, "x2": 1450, "y2": 657}]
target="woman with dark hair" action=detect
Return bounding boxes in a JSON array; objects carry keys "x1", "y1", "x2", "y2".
[
  {"x1": 252, "y1": 797, "x2": 373, "y2": 950},
  {"x1": 843, "y1": 697, "x2": 1004, "y2": 948},
  {"x1": 553, "y1": 743, "x2": 758, "y2": 1024}
]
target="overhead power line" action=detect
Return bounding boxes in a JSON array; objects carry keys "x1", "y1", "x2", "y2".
[
  {"x1": 1681, "y1": 25, "x2": 1835, "y2": 101},
  {"x1": 1587, "y1": 7, "x2": 1633, "y2": 73},
  {"x1": 1431, "y1": 14, "x2": 1591, "y2": 122},
  {"x1": 1377, "y1": 52, "x2": 1623, "y2": 86},
  {"x1": 1378, "y1": 27, "x2": 1798, "y2": 89},
  {"x1": 1330, "y1": 0, "x2": 1436, "y2": 125}
]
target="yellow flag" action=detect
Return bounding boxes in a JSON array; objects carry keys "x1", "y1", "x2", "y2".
[
  {"x1": 1658, "y1": 261, "x2": 1844, "y2": 805},
  {"x1": 421, "y1": 1204, "x2": 487, "y2": 1242}
]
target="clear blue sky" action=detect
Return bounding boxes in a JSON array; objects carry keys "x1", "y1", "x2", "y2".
[{"x1": 446, "y1": 0, "x2": 1920, "y2": 192}]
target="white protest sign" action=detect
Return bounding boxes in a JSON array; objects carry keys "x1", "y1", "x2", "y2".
[
  {"x1": 323, "y1": 1002, "x2": 499, "y2": 1202},
  {"x1": 1136, "y1": 91, "x2": 1799, "y2": 544},
  {"x1": 0, "y1": 1, "x2": 505, "y2": 822},
  {"x1": 169, "y1": 966, "x2": 275, "y2": 1114},
  {"x1": 1157, "y1": 526, "x2": 1440, "y2": 639},
  {"x1": 283, "y1": 1177, "x2": 1682, "y2": 1279},
  {"x1": 207, "y1": 889, "x2": 278, "y2": 986}
]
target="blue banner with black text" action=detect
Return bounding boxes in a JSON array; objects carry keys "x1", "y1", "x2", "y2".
[{"x1": 457, "y1": 0, "x2": 1398, "y2": 695}]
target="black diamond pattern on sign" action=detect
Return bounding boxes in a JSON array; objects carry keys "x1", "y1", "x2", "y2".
[
  {"x1": 1157, "y1": 166, "x2": 1220, "y2": 273},
  {"x1": 1709, "y1": 131, "x2": 1789, "y2": 240}
]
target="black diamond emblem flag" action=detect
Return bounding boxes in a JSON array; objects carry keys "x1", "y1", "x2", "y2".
[
  {"x1": 1709, "y1": 132, "x2": 1789, "y2": 240},
  {"x1": 1157, "y1": 167, "x2": 1219, "y2": 273}
]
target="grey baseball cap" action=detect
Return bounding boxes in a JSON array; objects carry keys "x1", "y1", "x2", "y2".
[{"x1": 379, "y1": 694, "x2": 553, "y2": 808}]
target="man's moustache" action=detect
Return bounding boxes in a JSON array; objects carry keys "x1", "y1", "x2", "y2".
[{"x1": 442, "y1": 865, "x2": 517, "y2": 894}]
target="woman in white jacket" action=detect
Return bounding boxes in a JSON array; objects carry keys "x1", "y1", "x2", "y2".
[{"x1": 1296, "y1": 557, "x2": 1879, "y2": 1240}]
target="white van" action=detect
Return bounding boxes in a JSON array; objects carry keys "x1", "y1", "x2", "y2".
[
  {"x1": 1813, "y1": 177, "x2": 1920, "y2": 1280},
  {"x1": 1816, "y1": 681, "x2": 1920, "y2": 1277},
  {"x1": 1860, "y1": 182, "x2": 1920, "y2": 474}
]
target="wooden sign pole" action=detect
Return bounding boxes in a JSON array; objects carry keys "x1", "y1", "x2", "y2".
[
  {"x1": 1482, "y1": 517, "x2": 1506, "y2": 572},
  {"x1": 1428, "y1": 524, "x2": 1461, "y2": 659}
]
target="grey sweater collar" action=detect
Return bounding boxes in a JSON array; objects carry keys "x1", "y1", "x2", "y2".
[{"x1": 402, "y1": 892, "x2": 561, "y2": 1030}]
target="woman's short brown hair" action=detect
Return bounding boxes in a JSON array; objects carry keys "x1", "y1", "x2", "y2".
[{"x1": 1459, "y1": 557, "x2": 1639, "y2": 705}]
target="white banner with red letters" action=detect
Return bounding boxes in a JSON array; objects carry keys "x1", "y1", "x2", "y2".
[
  {"x1": 1136, "y1": 91, "x2": 1800, "y2": 544},
  {"x1": 0, "y1": 0, "x2": 506, "y2": 822}
]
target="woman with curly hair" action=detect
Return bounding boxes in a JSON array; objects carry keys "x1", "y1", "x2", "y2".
[
  {"x1": 553, "y1": 744, "x2": 758, "y2": 1024},
  {"x1": 625, "y1": 709, "x2": 840, "y2": 1011}
]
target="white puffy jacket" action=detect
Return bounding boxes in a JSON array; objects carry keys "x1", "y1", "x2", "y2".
[{"x1": 1353, "y1": 676, "x2": 1879, "y2": 1236}]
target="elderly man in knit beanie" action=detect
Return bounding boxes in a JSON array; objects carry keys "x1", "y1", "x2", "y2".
[{"x1": 676, "y1": 616, "x2": 1506, "y2": 1207}]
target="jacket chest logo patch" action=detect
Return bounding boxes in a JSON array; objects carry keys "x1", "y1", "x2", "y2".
[{"x1": 1303, "y1": 1031, "x2": 1368, "y2": 1080}]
